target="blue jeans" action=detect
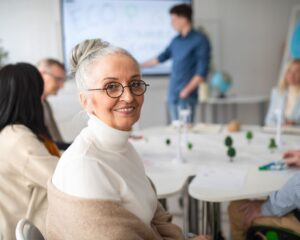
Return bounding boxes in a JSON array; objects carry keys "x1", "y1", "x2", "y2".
[{"x1": 168, "y1": 98, "x2": 198, "y2": 123}]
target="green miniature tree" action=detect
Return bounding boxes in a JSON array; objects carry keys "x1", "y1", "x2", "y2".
[
  {"x1": 269, "y1": 138, "x2": 277, "y2": 152},
  {"x1": 245, "y1": 131, "x2": 253, "y2": 143},
  {"x1": 187, "y1": 142, "x2": 193, "y2": 150},
  {"x1": 224, "y1": 136, "x2": 233, "y2": 147},
  {"x1": 227, "y1": 147, "x2": 236, "y2": 162},
  {"x1": 165, "y1": 138, "x2": 171, "y2": 146}
]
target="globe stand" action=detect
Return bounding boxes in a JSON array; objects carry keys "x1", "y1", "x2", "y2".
[{"x1": 218, "y1": 92, "x2": 226, "y2": 98}]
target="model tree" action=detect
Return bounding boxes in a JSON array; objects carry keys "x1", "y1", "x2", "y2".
[
  {"x1": 165, "y1": 138, "x2": 171, "y2": 146},
  {"x1": 187, "y1": 142, "x2": 193, "y2": 150},
  {"x1": 224, "y1": 136, "x2": 237, "y2": 161},
  {"x1": 227, "y1": 147, "x2": 236, "y2": 162},
  {"x1": 224, "y1": 136, "x2": 233, "y2": 147},
  {"x1": 269, "y1": 138, "x2": 277, "y2": 152},
  {"x1": 246, "y1": 131, "x2": 253, "y2": 143}
]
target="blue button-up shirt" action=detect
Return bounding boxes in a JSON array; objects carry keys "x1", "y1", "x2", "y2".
[
  {"x1": 157, "y1": 29, "x2": 210, "y2": 103},
  {"x1": 261, "y1": 173, "x2": 300, "y2": 216}
]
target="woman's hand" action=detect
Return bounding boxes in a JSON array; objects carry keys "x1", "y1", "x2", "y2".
[
  {"x1": 283, "y1": 150, "x2": 300, "y2": 167},
  {"x1": 284, "y1": 119, "x2": 296, "y2": 126}
]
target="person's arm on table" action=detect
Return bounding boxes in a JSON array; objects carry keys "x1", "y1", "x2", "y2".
[
  {"x1": 283, "y1": 150, "x2": 300, "y2": 167},
  {"x1": 240, "y1": 173, "x2": 300, "y2": 228}
]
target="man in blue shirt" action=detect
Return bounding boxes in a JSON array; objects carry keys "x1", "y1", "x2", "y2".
[
  {"x1": 142, "y1": 4, "x2": 210, "y2": 123},
  {"x1": 229, "y1": 150, "x2": 300, "y2": 239}
]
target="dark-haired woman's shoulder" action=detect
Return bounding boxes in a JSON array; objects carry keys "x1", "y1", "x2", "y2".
[
  {"x1": 0, "y1": 124, "x2": 58, "y2": 188},
  {"x1": 1, "y1": 123, "x2": 35, "y2": 137}
]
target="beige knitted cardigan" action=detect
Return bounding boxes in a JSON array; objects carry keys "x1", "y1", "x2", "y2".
[{"x1": 46, "y1": 180, "x2": 185, "y2": 240}]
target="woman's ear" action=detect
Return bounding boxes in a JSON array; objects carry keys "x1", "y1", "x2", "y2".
[
  {"x1": 79, "y1": 93, "x2": 93, "y2": 113},
  {"x1": 79, "y1": 93, "x2": 87, "y2": 109}
]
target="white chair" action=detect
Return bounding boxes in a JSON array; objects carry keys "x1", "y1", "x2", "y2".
[{"x1": 15, "y1": 219, "x2": 45, "y2": 240}]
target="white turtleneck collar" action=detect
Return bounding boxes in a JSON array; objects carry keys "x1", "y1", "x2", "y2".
[{"x1": 87, "y1": 114, "x2": 131, "y2": 152}]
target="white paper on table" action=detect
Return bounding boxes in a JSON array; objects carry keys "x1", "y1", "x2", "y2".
[
  {"x1": 262, "y1": 126, "x2": 300, "y2": 135},
  {"x1": 193, "y1": 166, "x2": 248, "y2": 191},
  {"x1": 192, "y1": 123, "x2": 222, "y2": 133}
]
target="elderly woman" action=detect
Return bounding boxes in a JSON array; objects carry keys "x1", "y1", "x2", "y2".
[
  {"x1": 46, "y1": 39, "x2": 208, "y2": 240},
  {"x1": 0, "y1": 63, "x2": 59, "y2": 239},
  {"x1": 265, "y1": 59, "x2": 300, "y2": 126}
]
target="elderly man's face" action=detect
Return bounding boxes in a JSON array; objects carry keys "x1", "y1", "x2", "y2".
[
  {"x1": 84, "y1": 53, "x2": 144, "y2": 131},
  {"x1": 42, "y1": 65, "x2": 65, "y2": 97}
]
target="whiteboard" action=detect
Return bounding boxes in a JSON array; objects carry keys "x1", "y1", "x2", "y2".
[{"x1": 61, "y1": 0, "x2": 191, "y2": 75}]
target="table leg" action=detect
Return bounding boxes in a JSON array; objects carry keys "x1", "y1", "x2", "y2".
[
  {"x1": 199, "y1": 202, "x2": 222, "y2": 239},
  {"x1": 213, "y1": 202, "x2": 222, "y2": 239},
  {"x1": 232, "y1": 103, "x2": 238, "y2": 120},
  {"x1": 200, "y1": 103, "x2": 206, "y2": 123},
  {"x1": 166, "y1": 101, "x2": 171, "y2": 125},
  {"x1": 182, "y1": 180, "x2": 189, "y2": 238},
  {"x1": 189, "y1": 196, "x2": 199, "y2": 234},
  {"x1": 213, "y1": 104, "x2": 218, "y2": 123},
  {"x1": 203, "y1": 201, "x2": 208, "y2": 234},
  {"x1": 206, "y1": 103, "x2": 213, "y2": 123},
  {"x1": 259, "y1": 101, "x2": 265, "y2": 126},
  {"x1": 223, "y1": 104, "x2": 228, "y2": 123},
  {"x1": 209, "y1": 202, "x2": 215, "y2": 237},
  {"x1": 186, "y1": 176, "x2": 199, "y2": 234}
]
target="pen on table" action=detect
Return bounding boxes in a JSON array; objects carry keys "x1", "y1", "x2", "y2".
[{"x1": 259, "y1": 160, "x2": 286, "y2": 171}]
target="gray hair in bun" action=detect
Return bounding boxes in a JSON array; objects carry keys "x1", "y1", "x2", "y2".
[{"x1": 70, "y1": 39, "x2": 138, "y2": 91}]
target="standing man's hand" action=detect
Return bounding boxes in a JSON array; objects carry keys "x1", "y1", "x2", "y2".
[
  {"x1": 283, "y1": 150, "x2": 300, "y2": 167},
  {"x1": 180, "y1": 75, "x2": 204, "y2": 99},
  {"x1": 239, "y1": 200, "x2": 264, "y2": 227},
  {"x1": 179, "y1": 88, "x2": 189, "y2": 99}
]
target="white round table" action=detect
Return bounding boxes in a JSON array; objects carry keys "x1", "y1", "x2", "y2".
[{"x1": 131, "y1": 124, "x2": 300, "y2": 236}]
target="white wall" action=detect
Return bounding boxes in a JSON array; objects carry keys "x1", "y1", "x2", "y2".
[
  {"x1": 1, "y1": 0, "x2": 300, "y2": 140},
  {"x1": 194, "y1": 0, "x2": 300, "y2": 96},
  {"x1": 0, "y1": 0, "x2": 62, "y2": 64}
]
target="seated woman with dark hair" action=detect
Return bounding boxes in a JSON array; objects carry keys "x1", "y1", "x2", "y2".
[{"x1": 0, "y1": 63, "x2": 59, "y2": 239}]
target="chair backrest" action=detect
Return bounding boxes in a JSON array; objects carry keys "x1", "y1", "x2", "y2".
[{"x1": 15, "y1": 219, "x2": 45, "y2": 240}]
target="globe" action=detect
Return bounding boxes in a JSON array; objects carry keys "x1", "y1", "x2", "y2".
[{"x1": 210, "y1": 71, "x2": 232, "y2": 98}]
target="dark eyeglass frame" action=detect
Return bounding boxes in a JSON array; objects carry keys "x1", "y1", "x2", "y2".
[{"x1": 87, "y1": 80, "x2": 150, "y2": 98}]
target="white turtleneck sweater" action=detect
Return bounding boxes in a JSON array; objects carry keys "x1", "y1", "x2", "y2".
[{"x1": 52, "y1": 115, "x2": 157, "y2": 226}]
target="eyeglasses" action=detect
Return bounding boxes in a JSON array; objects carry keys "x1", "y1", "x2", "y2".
[
  {"x1": 87, "y1": 80, "x2": 150, "y2": 98},
  {"x1": 44, "y1": 71, "x2": 66, "y2": 83}
]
